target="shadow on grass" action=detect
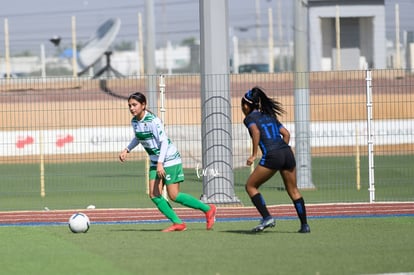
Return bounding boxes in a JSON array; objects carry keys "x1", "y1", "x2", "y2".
[
  {"x1": 221, "y1": 229, "x2": 294, "y2": 235},
  {"x1": 109, "y1": 228, "x2": 162, "y2": 232}
]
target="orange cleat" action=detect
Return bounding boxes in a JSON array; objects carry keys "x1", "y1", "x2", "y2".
[
  {"x1": 162, "y1": 223, "x2": 187, "y2": 232},
  {"x1": 205, "y1": 204, "x2": 217, "y2": 230}
]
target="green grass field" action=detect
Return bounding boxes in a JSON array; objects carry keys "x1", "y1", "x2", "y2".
[
  {"x1": 1, "y1": 217, "x2": 413, "y2": 275},
  {"x1": 0, "y1": 155, "x2": 413, "y2": 211},
  {"x1": 1, "y1": 155, "x2": 413, "y2": 274}
]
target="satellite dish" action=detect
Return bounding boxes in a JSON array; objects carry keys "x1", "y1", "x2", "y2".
[
  {"x1": 77, "y1": 18, "x2": 121, "y2": 75},
  {"x1": 50, "y1": 35, "x2": 61, "y2": 47}
]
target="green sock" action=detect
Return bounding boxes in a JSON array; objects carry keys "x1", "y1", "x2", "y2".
[
  {"x1": 151, "y1": 196, "x2": 182, "y2": 224},
  {"x1": 175, "y1": 192, "x2": 210, "y2": 212}
]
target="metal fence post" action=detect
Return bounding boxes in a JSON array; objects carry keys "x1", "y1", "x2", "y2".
[{"x1": 366, "y1": 69, "x2": 375, "y2": 202}]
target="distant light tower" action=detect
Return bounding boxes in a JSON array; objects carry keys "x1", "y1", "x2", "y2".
[
  {"x1": 255, "y1": 0, "x2": 262, "y2": 44},
  {"x1": 255, "y1": 0, "x2": 263, "y2": 62}
]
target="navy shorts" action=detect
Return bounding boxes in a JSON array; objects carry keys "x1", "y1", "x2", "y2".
[{"x1": 259, "y1": 147, "x2": 296, "y2": 170}]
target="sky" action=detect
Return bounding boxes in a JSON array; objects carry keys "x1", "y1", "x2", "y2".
[{"x1": 0, "y1": 0, "x2": 413, "y2": 56}]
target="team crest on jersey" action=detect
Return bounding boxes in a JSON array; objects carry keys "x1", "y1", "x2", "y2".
[{"x1": 143, "y1": 123, "x2": 149, "y2": 131}]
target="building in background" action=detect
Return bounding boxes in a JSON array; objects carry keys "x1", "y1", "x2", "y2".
[
  {"x1": 4, "y1": 0, "x2": 414, "y2": 76},
  {"x1": 308, "y1": 0, "x2": 386, "y2": 71}
]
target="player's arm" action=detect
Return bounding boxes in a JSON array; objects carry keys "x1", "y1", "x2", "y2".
[
  {"x1": 247, "y1": 124, "x2": 260, "y2": 166},
  {"x1": 156, "y1": 138, "x2": 168, "y2": 177},
  {"x1": 119, "y1": 137, "x2": 139, "y2": 162},
  {"x1": 279, "y1": 126, "x2": 290, "y2": 144},
  {"x1": 154, "y1": 118, "x2": 168, "y2": 177}
]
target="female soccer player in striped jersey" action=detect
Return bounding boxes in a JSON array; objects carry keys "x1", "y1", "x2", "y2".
[
  {"x1": 119, "y1": 92, "x2": 216, "y2": 232},
  {"x1": 241, "y1": 87, "x2": 310, "y2": 233}
]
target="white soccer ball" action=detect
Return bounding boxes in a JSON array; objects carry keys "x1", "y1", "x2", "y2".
[{"x1": 68, "y1": 212, "x2": 90, "y2": 233}]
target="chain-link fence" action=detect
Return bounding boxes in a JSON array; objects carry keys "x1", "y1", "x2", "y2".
[{"x1": 1, "y1": 70, "x2": 413, "y2": 210}]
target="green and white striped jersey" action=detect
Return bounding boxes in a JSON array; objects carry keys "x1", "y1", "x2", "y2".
[{"x1": 129, "y1": 111, "x2": 181, "y2": 167}]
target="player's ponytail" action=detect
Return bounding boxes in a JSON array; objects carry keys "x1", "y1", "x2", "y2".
[{"x1": 244, "y1": 86, "x2": 285, "y2": 119}]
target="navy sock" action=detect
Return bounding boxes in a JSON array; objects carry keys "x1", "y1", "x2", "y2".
[
  {"x1": 251, "y1": 193, "x2": 271, "y2": 219},
  {"x1": 293, "y1": 197, "x2": 308, "y2": 225}
]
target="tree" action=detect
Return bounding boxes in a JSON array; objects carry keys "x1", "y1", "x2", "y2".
[
  {"x1": 14, "y1": 50, "x2": 34, "y2": 57},
  {"x1": 113, "y1": 41, "x2": 134, "y2": 51},
  {"x1": 180, "y1": 37, "x2": 198, "y2": 46}
]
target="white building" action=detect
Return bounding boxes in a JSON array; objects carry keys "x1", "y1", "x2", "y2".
[{"x1": 308, "y1": 0, "x2": 386, "y2": 70}]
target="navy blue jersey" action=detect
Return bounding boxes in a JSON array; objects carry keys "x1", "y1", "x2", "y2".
[{"x1": 243, "y1": 110, "x2": 289, "y2": 156}]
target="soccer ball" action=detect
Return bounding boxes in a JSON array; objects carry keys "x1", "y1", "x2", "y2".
[{"x1": 68, "y1": 212, "x2": 90, "y2": 233}]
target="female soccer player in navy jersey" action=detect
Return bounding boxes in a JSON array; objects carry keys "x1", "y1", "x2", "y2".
[
  {"x1": 241, "y1": 86, "x2": 310, "y2": 233},
  {"x1": 119, "y1": 92, "x2": 216, "y2": 232}
]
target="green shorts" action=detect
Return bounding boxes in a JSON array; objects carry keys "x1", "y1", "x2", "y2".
[{"x1": 149, "y1": 163, "x2": 185, "y2": 185}]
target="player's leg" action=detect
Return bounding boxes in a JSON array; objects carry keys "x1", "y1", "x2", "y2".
[
  {"x1": 165, "y1": 164, "x2": 216, "y2": 230},
  {"x1": 149, "y1": 168, "x2": 186, "y2": 231},
  {"x1": 246, "y1": 165, "x2": 276, "y2": 216},
  {"x1": 280, "y1": 168, "x2": 310, "y2": 233},
  {"x1": 246, "y1": 165, "x2": 277, "y2": 231},
  {"x1": 280, "y1": 167, "x2": 302, "y2": 200},
  {"x1": 167, "y1": 183, "x2": 209, "y2": 211}
]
